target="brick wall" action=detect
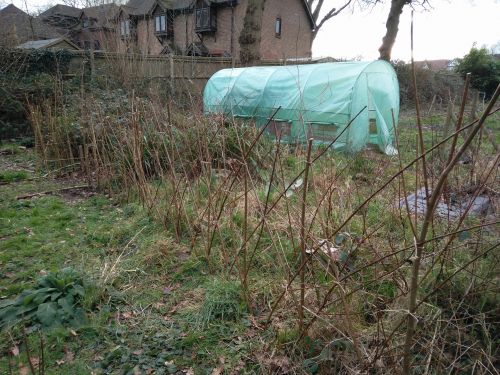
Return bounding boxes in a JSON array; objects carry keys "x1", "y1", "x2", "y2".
[
  {"x1": 172, "y1": 3, "x2": 248, "y2": 58},
  {"x1": 260, "y1": 0, "x2": 312, "y2": 60},
  {"x1": 74, "y1": 28, "x2": 118, "y2": 52},
  {"x1": 126, "y1": 0, "x2": 312, "y2": 60},
  {"x1": 136, "y1": 17, "x2": 164, "y2": 55}
]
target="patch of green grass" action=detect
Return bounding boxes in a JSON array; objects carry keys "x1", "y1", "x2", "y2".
[
  {"x1": 0, "y1": 179, "x2": 166, "y2": 373},
  {"x1": 0, "y1": 143, "x2": 22, "y2": 155},
  {"x1": 0, "y1": 174, "x2": 269, "y2": 374},
  {"x1": 0, "y1": 170, "x2": 29, "y2": 183},
  {"x1": 197, "y1": 278, "x2": 245, "y2": 327}
]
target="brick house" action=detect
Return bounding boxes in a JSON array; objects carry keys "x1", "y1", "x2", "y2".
[
  {"x1": 116, "y1": 0, "x2": 314, "y2": 59},
  {"x1": 2, "y1": 0, "x2": 314, "y2": 60},
  {"x1": 0, "y1": 4, "x2": 61, "y2": 47},
  {"x1": 39, "y1": 3, "x2": 120, "y2": 51},
  {"x1": 75, "y1": 4, "x2": 120, "y2": 51},
  {"x1": 39, "y1": 4, "x2": 81, "y2": 38}
]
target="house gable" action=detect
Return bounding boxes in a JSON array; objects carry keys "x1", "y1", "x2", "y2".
[
  {"x1": 0, "y1": 4, "x2": 61, "y2": 47},
  {"x1": 150, "y1": 3, "x2": 174, "y2": 39}
]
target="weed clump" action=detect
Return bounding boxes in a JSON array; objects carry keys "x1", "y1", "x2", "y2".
[{"x1": 198, "y1": 279, "x2": 244, "y2": 327}]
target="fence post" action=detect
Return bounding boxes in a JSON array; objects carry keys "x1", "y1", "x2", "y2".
[
  {"x1": 169, "y1": 54, "x2": 175, "y2": 95},
  {"x1": 89, "y1": 50, "x2": 95, "y2": 82}
]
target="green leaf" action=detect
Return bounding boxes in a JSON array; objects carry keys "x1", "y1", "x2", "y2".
[
  {"x1": 13, "y1": 304, "x2": 38, "y2": 316},
  {"x1": 0, "y1": 306, "x2": 19, "y2": 327},
  {"x1": 458, "y1": 230, "x2": 471, "y2": 241},
  {"x1": 335, "y1": 234, "x2": 345, "y2": 245},
  {"x1": 50, "y1": 292, "x2": 62, "y2": 301},
  {"x1": 22, "y1": 293, "x2": 36, "y2": 306},
  {"x1": 58, "y1": 295, "x2": 74, "y2": 316},
  {"x1": 71, "y1": 284, "x2": 85, "y2": 297},
  {"x1": 70, "y1": 308, "x2": 87, "y2": 327},
  {"x1": 33, "y1": 292, "x2": 51, "y2": 305},
  {"x1": 36, "y1": 302, "x2": 58, "y2": 327},
  {"x1": 0, "y1": 299, "x2": 16, "y2": 309},
  {"x1": 32, "y1": 287, "x2": 57, "y2": 294}
]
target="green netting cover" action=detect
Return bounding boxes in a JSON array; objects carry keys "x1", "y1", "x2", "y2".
[{"x1": 203, "y1": 60, "x2": 400, "y2": 154}]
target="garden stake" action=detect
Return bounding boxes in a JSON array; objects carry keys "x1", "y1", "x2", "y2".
[{"x1": 299, "y1": 138, "x2": 313, "y2": 334}]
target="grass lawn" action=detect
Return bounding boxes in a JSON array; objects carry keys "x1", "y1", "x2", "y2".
[{"x1": 0, "y1": 148, "x2": 268, "y2": 374}]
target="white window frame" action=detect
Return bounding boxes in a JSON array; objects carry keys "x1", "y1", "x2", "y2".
[
  {"x1": 275, "y1": 17, "x2": 282, "y2": 37},
  {"x1": 120, "y1": 19, "x2": 130, "y2": 36},
  {"x1": 155, "y1": 14, "x2": 166, "y2": 33}
]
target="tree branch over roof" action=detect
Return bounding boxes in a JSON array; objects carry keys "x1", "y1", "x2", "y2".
[{"x1": 308, "y1": 0, "x2": 353, "y2": 40}]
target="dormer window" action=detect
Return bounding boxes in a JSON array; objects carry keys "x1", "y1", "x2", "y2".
[
  {"x1": 120, "y1": 19, "x2": 130, "y2": 36},
  {"x1": 82, "y1": 17, "x2": 89, "y2": 28},
  {"x1": 155, "y1": 14, "x2": 166, "y2": 33},
  {"x1": 195, "y1": 5, "x2": 216, "y2": 33},
  {"x1": 152, "y1": 5, "x2": 173, "y2": 39}
]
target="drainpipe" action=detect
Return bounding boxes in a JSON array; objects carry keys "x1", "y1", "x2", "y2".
[
  {"x1": 146, "y1": 16, "x2": 150, "y2": 55},
  {"x1": 185, "y1": 11, "x2": 188, "y2": 52},
  {"x1": 231, "y1": 4, "x2": 235, "y2": 66}
]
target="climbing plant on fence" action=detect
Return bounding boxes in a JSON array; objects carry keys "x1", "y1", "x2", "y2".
[
  {"x1": 0, "y1": 48, "x2": 73, "y2": 76},
  {"x1": 0, "y1": 48, "x2": 74, "y2": 140}
]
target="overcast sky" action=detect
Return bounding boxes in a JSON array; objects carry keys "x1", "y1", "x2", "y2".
[
  {"x1": 312, "y1": 0, "x2": 500, "y2": 61},
  {"x1": 4, "y1": 0, "x2": 500, "y2": 61}
]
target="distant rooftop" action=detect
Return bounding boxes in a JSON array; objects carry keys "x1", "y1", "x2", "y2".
[
  {"x1": 39, "y1": 4, "x2": 81, "y2": 19},
  {"x1": 0, "y1": 4, "x2": 61, "y2": 46},
  {"x1": 17, "y1": 37, "x2": 79, "y2": 50}
]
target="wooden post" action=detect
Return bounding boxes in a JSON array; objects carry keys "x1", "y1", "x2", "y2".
[
  {"x1": 89, "y1": 49, "x2": 95, "y2": 82},
  {"x1": 169, "y1": 54, "x2": 175, "y2": 96},
  {"x1": 299, "y1": 138, "x2": 313, "y2": 334},
  {"x1": 469, "y1": 90, "x2": 479, "y2": 124},
  {"x1": 78, "y1": 145, "x2": 85, "y2": 174},
  {"x1": 440, "y1": 101, "x2": 454, "y2": 160},
  {"x1": 83, "y1": 144, "x2": 91, "y2": 186}
]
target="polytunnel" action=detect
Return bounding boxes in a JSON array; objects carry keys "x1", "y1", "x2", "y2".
[{"x1": 203, "y1": 60, "x2": 400, "y2": 154}]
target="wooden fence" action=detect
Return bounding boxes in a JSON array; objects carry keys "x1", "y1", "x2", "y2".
[
  {"x1": 66, "y1": 51, "x2": 324, "y2": 92},
  {"x1": 68, "y1": 51, "x2": 233, "y2": 80}
]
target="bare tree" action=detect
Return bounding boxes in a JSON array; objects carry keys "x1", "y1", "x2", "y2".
[
  {"x1": 308, "y1": 0, "x2": 353, "y2": 40},
  {"x1": 239, "y1": 0, "x2": 267, "y2": 64},
  {"x1": 377, "y1": 0, "x2": 429, "y2": 61},
  {"x1": 239, "y1": 0, "x2": 354, "y2": 62}
]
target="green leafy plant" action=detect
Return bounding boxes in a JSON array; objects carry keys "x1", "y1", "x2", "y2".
[{"x1": 0, "y1": 268, "x2": 89, "y2": 330}]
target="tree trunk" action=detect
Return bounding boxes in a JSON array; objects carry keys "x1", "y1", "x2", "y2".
[
  {"x1": 239, "y1": 0, "x2": 266, "y2": 64},
  {"x1": 378, "y1": 0, "x2": 407, "y2": 61}
]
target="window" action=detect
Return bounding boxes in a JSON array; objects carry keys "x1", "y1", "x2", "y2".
[
  {"x1": 195, "y1": 6, "x2": 216, "y2": 32},
  {"x1": 307, "y1": 123, "x2": 337, "y2": 142},
  {"x1": 94, "y1": 40, "x2": 100, "y2": 50},
  {"x1": 82, "y1": 17, "x2": 89, "y2": 28},
  {"x1": 155, "y1": 14, "x2": 166, "y2": 33},
  {"x1": 275, "y1": 17, "x2": 282, "y2": 38},
  {"x1": 267, "y1": 120, "x2": 291, "y2": 139},
  {"x1": 83, "y1": 40, "x2": 91, "y2": 50},
  {"x1": 120, "y1": 19, "x2": 130, "y2": 36}
]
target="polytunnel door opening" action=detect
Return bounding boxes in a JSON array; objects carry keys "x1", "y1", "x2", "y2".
[{"x1": 366, "y1": 72, "x2": 397, "y2": 154}]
